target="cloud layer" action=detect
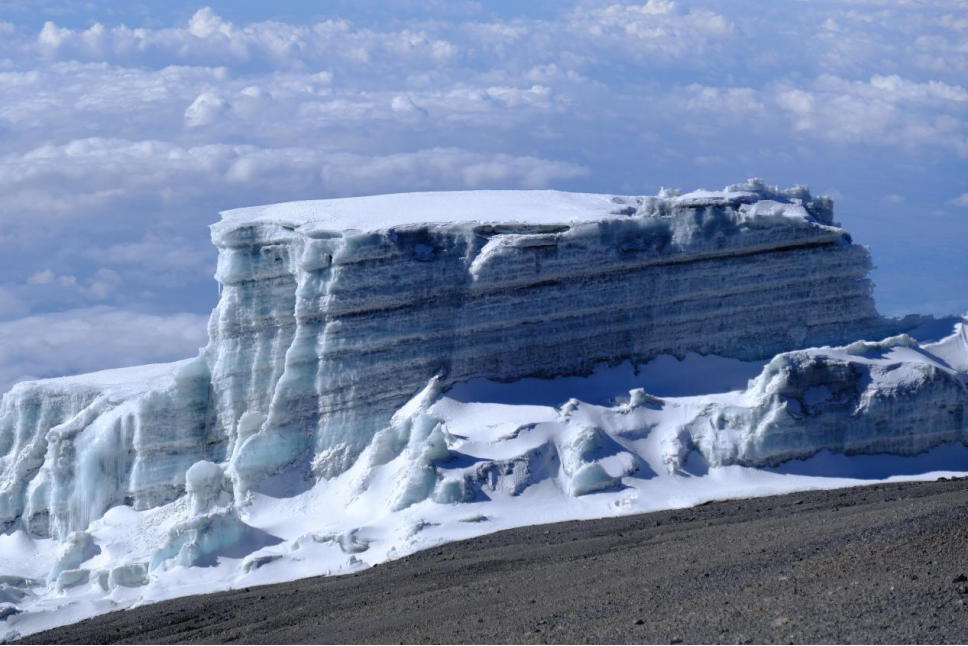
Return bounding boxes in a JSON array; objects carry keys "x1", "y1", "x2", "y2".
[
  {"x1": 0, "y1": 307, "x2": 209, "y2": 393},
  {"x1": 1, "y1": 0, "x2": 966, "y2": 387}
]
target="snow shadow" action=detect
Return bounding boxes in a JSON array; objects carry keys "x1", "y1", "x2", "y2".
[
  {"x1": 909, "y1": 315, "x2": 965, "y2": 344},
  {"x1": 194, "y1": 524, "x2": 284, "y2": 568},
  {"x1": 766, "y1": 444, "x2": 968, "y2": 480},
  {"x1": 447, "y1": 355, "x2": 766, "y2": 407}
]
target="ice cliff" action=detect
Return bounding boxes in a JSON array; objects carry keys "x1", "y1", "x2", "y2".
[
  {"x1": 0, "y1": 361, "x2": 213, "y2": 539},
  {"x1": 1, "y1": 179, "x2": 965, "y2": 640},
  {"x1": 206, "y1": 179, "x2": 903, "y2": 490}
]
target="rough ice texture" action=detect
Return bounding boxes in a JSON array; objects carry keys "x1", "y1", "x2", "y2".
[
  {"x1": 208, "y1": 179, "x2": 910, "y2": 488},
  {"x1": 0, "y1": 360, "x2": 215, "y2": 538},
  {"x1": 0, "y1": 179, "x2": 921, "y2": 540},
  {"x1": 431, "y1": 318, "x2": 968, "y2": 513},
  {"x1": 666, "y1": 327, "x2": 968, "y2": 470}
]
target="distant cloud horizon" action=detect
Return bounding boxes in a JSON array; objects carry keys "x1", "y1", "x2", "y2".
[{"x1": 1, "y1": 0, "x2": 966, "y2": 389}]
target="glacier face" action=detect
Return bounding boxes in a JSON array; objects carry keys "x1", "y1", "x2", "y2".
[
  {"x1": 206, "y1": 179, "x2": 908, "y2": 488},
  {"x1": 1, "y1": 179, "x2": 966, "y2": 640},
  {"x1": 0, "y1": 360, "x2": 214, "y2": 538}
]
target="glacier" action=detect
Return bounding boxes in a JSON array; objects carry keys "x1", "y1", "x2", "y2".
[
  {"x1": 208, "y1": 179, "x2": 908, "y2": 489},
  {"x1": 1, "y1": 179, "x2": 966, "y2": 641}
]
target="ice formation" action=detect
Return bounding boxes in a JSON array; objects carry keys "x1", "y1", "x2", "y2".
[
  {"x1": 0, "y1": 360, "x2": 212, "y2": 539},
  {"x1": 209, "y1": 179, "x2": 912, "y2": 489},
  {"x1": 666, "y1": 330, "x2": 968, "y2": 470},
  {"x1": 1, "y1": 180, "x2": 966, "y2": 640}
]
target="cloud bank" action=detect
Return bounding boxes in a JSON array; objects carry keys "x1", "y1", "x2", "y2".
[{"x1": 1, "y1": 0, "x2": 966, "y2": 387}]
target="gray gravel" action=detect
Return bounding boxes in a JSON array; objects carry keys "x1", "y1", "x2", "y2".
[{"x1": 19, "y1": 477, "x2": 968, "y2": 644}]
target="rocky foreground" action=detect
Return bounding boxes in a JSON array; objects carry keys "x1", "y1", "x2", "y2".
[{"x1": 20, "y1": 477, "x2": 968, "y2": 644}]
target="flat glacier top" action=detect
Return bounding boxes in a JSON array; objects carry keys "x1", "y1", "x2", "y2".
[
  {"x1": 219, "y1": 190, "x2": 634, "y2": 232},
  {"x1": 7, "y1": 359, "x2": 196, "y2": 397},
  {"x1": 216, "y1": 188, "x2": 762, "y2": 235}
]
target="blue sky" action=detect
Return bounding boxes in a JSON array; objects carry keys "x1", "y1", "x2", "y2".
[{"x1": 0, "y1": 0, "x2": 966, "y2": 390}]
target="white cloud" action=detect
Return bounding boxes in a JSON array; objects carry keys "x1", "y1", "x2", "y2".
[
  {"x1": 390, "y1": 94, "x2": 428, "y2": 118},
  {"x1": 23, "y1": 267, "x2": 120, "y2": 300},
  {"x1": 84, "y1": 268, "x2": 122, "y2": 300},
  {"x1": 826, "y1": 74, "x2": 968, "y2": 104},
  {"x1": 314, "y1": 148, "x2": 587, "y2": 193},
  {"x1": 676, "y1": 74, "x2": 968, "y2": 155},
  {"x1": 0, "y1": 138, "x2": 586, "y2": 230},
  {"x1": 188, "y1": 7, "x2": 233, "y2": 39},
  {"x1": 0, "y1": 307, "x2": 209, "y2": 393},
  {"x1": 184, "y1": 90, "x2": 230, "y2": 127},
  {"x1": 570, "y1": 1, "x2": 733, "y2": 61},
  {"x1": 27, "y1": 269, "x2": 55, "y2": 285},
  {"x1": 91, "y1": 235, "x2": 213, "y2": 275},
  {"x1": 14, "y1": 4, "x2": 744, "y2": 79},
  {"x1": 773, "y1": 75, "x2": 968, "y2": 153},
  {"x1": 682, "y1": 85, "x2": 765, "y2": 117},
  {"x1": 950, "y1": 193, "x2": 968, "y2": 206},
  {"x1": 0, "y1": 61, "x2": 567, "y2": 154},
  {"x1": 30, "y1": 9, "x2": 461, "y2": 71}
]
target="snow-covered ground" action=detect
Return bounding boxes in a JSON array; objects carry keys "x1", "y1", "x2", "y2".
[{"x1": 1, "y1": 316, "x2": 966, "y2": 642}]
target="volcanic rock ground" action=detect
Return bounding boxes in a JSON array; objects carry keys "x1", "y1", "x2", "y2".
[{"x1": 20, "y1": 478, "x2": 968, "y2": 644}]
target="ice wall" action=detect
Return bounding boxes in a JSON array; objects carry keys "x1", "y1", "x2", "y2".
[
  {"x1": 0, "y1": 360, "x2": 214, "y2": 538},
  {"x1": 207, "y1": 180, "x2": 909, "y2": 487}
]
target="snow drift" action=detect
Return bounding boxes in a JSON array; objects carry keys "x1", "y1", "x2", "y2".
[{"x1": 1, "y1": 180, "x2": 965, "y2": 640}]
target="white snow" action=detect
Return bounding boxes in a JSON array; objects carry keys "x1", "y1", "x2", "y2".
[
  {"x1": 212, "y1": 178, "x2": 832, "y2": 240},
  {"x1": 217, "y1": 189, "x2": 631, "y2": 235},
  {"x1": 4, "y1": 360, "x2": 195, "y2": 400}
]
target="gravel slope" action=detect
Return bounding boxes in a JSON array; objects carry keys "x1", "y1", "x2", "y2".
[{"x1": 20, "y1": 478, "x2": 968, "y2": 644}]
